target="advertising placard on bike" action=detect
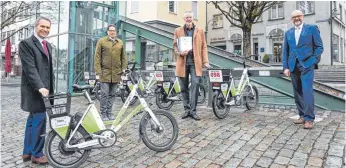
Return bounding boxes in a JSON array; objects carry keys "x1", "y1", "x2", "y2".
[
  {"x1": 155, "y1": 71, "x2": 163, "y2": 81},
  {"x1": 208, "y1": 70, "x2": 223, "y2": 82}
]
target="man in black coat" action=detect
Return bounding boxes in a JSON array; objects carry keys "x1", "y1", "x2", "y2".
[{"x1": 19, "y1": 16, "x2": 54, "y2": 164}]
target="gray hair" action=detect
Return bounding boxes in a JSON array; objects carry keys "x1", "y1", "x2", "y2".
[
  {"x1": 183, "y1": 11, "x2": 194, "y2": 18},
  {"x1": 34, "y1": 16, "x2": 51, "y2": 27}
]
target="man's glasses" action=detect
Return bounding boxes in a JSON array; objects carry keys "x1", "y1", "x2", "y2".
[
  {"x1": 108, "y1": 30, "x2": 116, "y2": 32},
  {"x1": 291, "y1": 15, "x2": 302, "y2": 19}
]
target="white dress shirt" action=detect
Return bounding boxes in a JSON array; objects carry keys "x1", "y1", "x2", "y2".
[
  {"x1": 295, "y1": 23, "x2": 303, "y2": 46},
  {"x1": 34, "y1": 33, "x2": 45, "y2": 48}
]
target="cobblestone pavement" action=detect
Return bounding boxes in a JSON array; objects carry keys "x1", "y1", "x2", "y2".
[{"x1": 1, "y1": 85, "x2": 345, "y2": 168}]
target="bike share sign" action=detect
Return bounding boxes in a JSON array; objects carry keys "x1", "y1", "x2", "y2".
[
  {"x1": 208, "y1": 70, "x2": 223, "y2": 82},
  {"x1": 155, "y1": 71, "x2": 163, "y2": 81}
]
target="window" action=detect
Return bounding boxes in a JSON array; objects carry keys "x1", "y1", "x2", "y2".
[
  {"x1": 341, "y1": 38, "x2": 344, "y2": 63},
  {"x1": 332, "y1": 34, "x2": 339, "y2": 62},
  {"x1": 131, "y1": 1, "x2": 139, "y2": 13},
  {"x1": 1, "y1": 32, "x2": 6, "y2": 46},
  {"x1": 169, "y1": 1, "x2": 177, "y2": 13},
  {"x1": 11, "y1": 30, "x2": 15, "y2": 44},
  {"x1": 339, "y1": 4, "x2": 343, "y2": 22},
  {"x1": 213, "y1": 14, "x2": 223, "y2": 28},
  {"x1": 269, "y1": 3, "x2": 284, "y2": 19},
  {"x1": 192, "y1": 1, "x2": 197, "y2": 20},
  {"x1": 229, "y1": 9, "x2": 240, "y2": 26},
  {"x1": 256, "y1": 14, "x2": 263, "y2": 22},
  {"x1": 298, "y1": 1, "x2": 314, "y2": 15}
]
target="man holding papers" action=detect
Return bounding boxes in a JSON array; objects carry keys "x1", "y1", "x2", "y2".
[{"x1": 173, "y1": 11, "x2": 210, "y2": 121}]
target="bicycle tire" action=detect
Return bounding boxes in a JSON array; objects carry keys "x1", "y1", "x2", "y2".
[
  {"x1": 140, "y1": 110, "x2": 179, "y2": 152},
  {"x1": 120, "y1": 87, "x2": 138, "y2": 106},
  {"x1": 245, "y1": 85, "x2": 259, "y2": 110},
  {"x1": 155, "y1": 89, "x2": 174, "y2": 110},
  {"x1": 212, "y1": 91, "x2": 230, "y2": 119},
  {"x1": 44, "y1": 127, "x2": 92, "y2": 168}
]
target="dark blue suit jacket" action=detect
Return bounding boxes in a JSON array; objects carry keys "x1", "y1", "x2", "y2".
[{"x1": 282, "y1": 24, "x2": 324, "y2": 72}]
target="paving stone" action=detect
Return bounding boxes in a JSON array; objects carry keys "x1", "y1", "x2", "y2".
[
  {"x1": 270, "y1": 163, "x2": 287, "y2": 168},
  {"x1": 240, "y1": 157, "x2": 258, "y2": 167},
  {"x1": 256, "y1": 157, "x2": 273, "y2": 168},
  {"x1": 278, "y1": 149, "x2": 294, "y2": 158},
  {"x1": 274, "y1": 156, "x2": 291, "y2": 165},
  {"x1": 224, "y1": 158, "x2": 242, "y2": 168},
  {"x1": 263, "y1": 149, "x2": 279, "y2": 159},
  {"x1": 165, "y1": 159, "x2": 183, "y2": 168},
  {"x1": 328, "y1": 145, "x2": 344, "y2": 157},
  {"x1": 307, "y1": 157, "x2": 323, "y2": 167},
  {"x1": 181, "y1": 158, "x2": 199, "y2": 168},
  {"x1": 194, "y1": 159, "x2": 213, "y2": 168},
  {"x1": 248, "y1": 150, "x2": 264, "y2": 159},
  {"x1": 325, "y1": 156, "x2": 343, "y2": 167}
]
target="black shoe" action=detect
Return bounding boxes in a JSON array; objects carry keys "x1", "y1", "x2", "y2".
[
  {"x1": 190, "y1": 114, "x2": 201, "y2": 121},
  {"x1": 107, "y1": 113, "x2": 115, "y2": 120},
  {"x1": 181, "y1": 112, "x2": 190, "y2": 119},
  {"x1": 101, "y1": 114, "x2": 109, "y2": 121}
]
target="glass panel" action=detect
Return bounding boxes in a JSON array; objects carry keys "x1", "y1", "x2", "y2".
[
  {"x1": 46, "y1": 34, "x2": 69, "y2": 92},
  {"x1": 307, "y1": 1, "x2": 314, "y2": 14},
  {"x1": 332, "y1": 34, "x2": 339, "y2": 62},
  {"x1": 278, "y1": 4, "x2": 283, "y2": 18},
  {"x1": 272, "y1": 5, "x2": 277, "y2": 18},
  {"x1": 192, "y1": 1, "x2": 198, "y2": 19}
]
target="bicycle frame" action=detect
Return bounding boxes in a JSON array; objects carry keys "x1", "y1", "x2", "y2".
[
  {"x1": 224, "y1": 68, "x2": 255, "y2": 102},
  {"x1": 55, "y1": 83, "x2": 162, "y2": 150}
]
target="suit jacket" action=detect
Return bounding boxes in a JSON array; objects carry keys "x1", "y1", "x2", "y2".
[
  {"x1": 173, "y1": 25, "x2": 208, "y2": 77},
  {"x1": 282, "y1": 24, "x2": 324, "y2": 72},
  {"x1": 19, "y1": 35, "x2": 54, "y2": 112}
]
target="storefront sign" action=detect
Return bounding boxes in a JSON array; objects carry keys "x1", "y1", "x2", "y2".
[{"x1": 211, "y1": 37, "x2": 225, "y2": 42}]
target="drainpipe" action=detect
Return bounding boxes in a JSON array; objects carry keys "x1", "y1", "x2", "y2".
[{"x1": 330, "y1": 1, "x2": 333, "y2": 65}]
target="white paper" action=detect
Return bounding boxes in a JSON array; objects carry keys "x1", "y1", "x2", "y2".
[{"x1": 178, "y1": 37, "x2": 192, "y2": 52}]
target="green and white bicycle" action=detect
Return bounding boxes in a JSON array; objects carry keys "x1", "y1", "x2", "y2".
[
  {"x1": 43, "y1": 63, "x2": 179, "y2": 168},
  {"x1": 155, "y1": 64, "x2": 206, "y2": 110},
  {"x1": 208, "y1": 55, "x2": 259, "y2": 119}
]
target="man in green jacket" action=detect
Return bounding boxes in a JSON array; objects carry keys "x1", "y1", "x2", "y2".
[{"x1": 94, "y1": 24, "x2": 127, "y2": 120}]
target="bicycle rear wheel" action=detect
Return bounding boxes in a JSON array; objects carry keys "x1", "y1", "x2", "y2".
[{"x1": 140, "y1": 110, "x2": 179, "y2": 152}]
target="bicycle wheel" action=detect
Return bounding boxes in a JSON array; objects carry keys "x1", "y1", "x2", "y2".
[
  {"x1": 212, "y1": 91, "x2": 231, "y2": 119},
  {"x1": 155, "y1": 89, "x2": 174, "y2": 110},
  {"x1": 120, "y1": 87, "x2": 138, "y2": 105},
  {"x1": 244, "y1": 85, "x2": 259, "y2": 110},
  {"x1": 197, "y1": 84, "x2": 206, "y2": 104},
  {"x1": 140, "y1": 110, "x2": 179, "y2": 152},
  {"x1": 44, "y1": 127, "x2": 92, "y2": 168}
]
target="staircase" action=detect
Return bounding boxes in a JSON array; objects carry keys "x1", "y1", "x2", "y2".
[{"x1": 315, "y1": 65, "x2": 345, "y2": 82}]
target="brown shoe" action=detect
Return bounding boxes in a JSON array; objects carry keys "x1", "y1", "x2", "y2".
[
  {"x1": 31, "y1": 156, "x2": 48, "y2": 164},
  {"x1": 293, "y1": 117, "x2": 305, "y2": 124},
  {"x1": 22, "y1": 154, "x2": 31, "y2": 162},
  {"x1": 304, "y1": 121, "x2": 313, "y2": 129}
]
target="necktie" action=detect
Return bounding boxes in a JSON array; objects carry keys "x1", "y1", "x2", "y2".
[
  {"x1": 295, "y1": 27, "x2": 300, "y2": 45},
  {"x1": 42, "y1": 40, "x2": 48, "y2": 56}
]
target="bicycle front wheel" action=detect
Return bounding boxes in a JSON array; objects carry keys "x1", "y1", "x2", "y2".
[
  {"x1": 44, "y1": 127, "x2": 92, "y2": 168},
  {"x1": 140, "y1": 110, "x2": 179, "y2": 152}
]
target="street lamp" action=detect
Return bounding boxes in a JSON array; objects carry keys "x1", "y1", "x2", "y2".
[{"x1": 330, "y1": 4, "x2": 340, "y2": 65}]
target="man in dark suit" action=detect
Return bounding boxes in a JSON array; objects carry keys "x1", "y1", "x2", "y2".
[
  {"x1": 19, "y1": 16, "x2": 54, "y2": 164},
  {"x1": 282, "y1": 10, "x2": 323, "y2": 129}
]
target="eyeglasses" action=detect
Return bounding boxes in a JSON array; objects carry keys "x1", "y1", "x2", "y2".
[
  {"x1": 292, "y1": 15, "x2": 302, "y2": 19},
  {"x1": 108, "y1": 30, "x2": 116, "y2": 32}
]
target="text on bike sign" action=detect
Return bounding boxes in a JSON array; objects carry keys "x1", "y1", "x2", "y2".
[{"x1": 208, "y1": 70, "x2": 223, "y2": 82}]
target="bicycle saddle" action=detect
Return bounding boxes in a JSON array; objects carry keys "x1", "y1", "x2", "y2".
[{"x1": 72, "y1": 84, "x2": 92, "y2": 89}]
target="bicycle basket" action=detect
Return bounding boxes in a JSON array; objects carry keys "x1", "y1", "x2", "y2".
[
  {"x1": 208, "y1": 68, "x2": 231, "y2": 82},
  {"x1": 43, "y1": 93, "x2": 71, "y2": 118}
]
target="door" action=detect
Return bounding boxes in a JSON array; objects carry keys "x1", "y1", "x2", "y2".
[
  {"x1": 273, "y1": 43, "x2": 282, "y2": 63},
  {"x1": 253, "y1": 43, "x2": 258, "y2": 60}
]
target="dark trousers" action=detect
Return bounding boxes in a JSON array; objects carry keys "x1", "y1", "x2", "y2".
[
  {"x1": 23, "y1": 112, "x2": 46, "y2": 158},
  {"x1": 100, "y1": 82, "x2": 117, "y2": 115},
  {"x1": 291, "y1": 60, "x2": 315, "y2": 121},
  {"x1": 179, "y1": 64, "x2": 200, "y2": 115}
]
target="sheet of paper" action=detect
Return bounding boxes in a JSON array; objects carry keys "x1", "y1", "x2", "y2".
[{"x1": 178, "y1": 37, "x2": 192, "y2": 52}]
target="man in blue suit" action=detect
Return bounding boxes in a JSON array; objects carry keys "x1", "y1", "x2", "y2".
[{"x1": 282, "y1": 10, "x2": 323, "y2": 129}]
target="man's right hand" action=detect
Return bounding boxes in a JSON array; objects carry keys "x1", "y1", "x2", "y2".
[
  {"x1": 284, "y1": 69, "x2": 290, "y2": 77},
  {"x1": 39, "y1": 88, "x2": 49, "y2": 97},
  {"x1": 180, "y1": 50, "x2": 189, "y2": 57}
]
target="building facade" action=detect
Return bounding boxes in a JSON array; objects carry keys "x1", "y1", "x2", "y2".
[
  {"x1": 207, "y1": 1, "x2": 346, "y2": 65},
  {"x1": 120, "y1": 1, "x2": 206, "y2": 69}
]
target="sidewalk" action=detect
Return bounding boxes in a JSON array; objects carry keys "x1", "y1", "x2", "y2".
[{"x1": 1, "y1": 84, "x2": 345, "y2": 168}]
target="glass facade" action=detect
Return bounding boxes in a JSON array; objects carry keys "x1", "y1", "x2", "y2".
[{"x1": 45, "y1": 1, "x2": 119, "y2": 93}]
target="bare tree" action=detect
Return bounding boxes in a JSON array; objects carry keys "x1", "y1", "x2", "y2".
[
  {"x1": 210, "y1": 1, "x2": 278, "y2": 57},
  {"x1": 1, "y1": 1, "x2": 62, "y2": 43}
]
